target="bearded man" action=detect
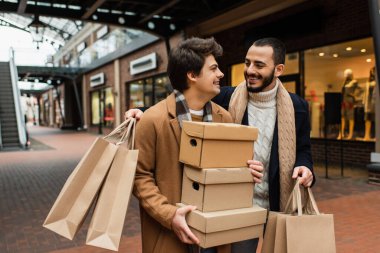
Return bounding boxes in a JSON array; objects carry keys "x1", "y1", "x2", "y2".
[{"x1": 212, "y1": 37, "x2": 315, "y2": 252}]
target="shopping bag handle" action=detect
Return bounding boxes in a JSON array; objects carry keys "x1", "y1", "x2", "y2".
[
  {"x1": 103, "y1": 118, "x2": 136, "y2": 149},
  {"x1": 118, "y1": 118, "x2": 136, "y2": 149},
  {"x1": 284, "y1": 178, "x2": 320, "y2": 216},
  {"x1": 104, "y1": 118, "x2": 132, "y2": 141}
]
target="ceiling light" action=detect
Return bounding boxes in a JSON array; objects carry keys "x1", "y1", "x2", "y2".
[
  {"x1": 147, "y1": 21, "x2": 155, "y2": 29},
  {"x1": 361, "y1": 49, "x2": 366, "y2": 53},
  {"x1": 333, "y1": 54, "x2": 338, "y2": 58},
  {"x1": 366, "y1": 59, "x2": 372, "y2": 63},
  {"x1": 28, "y1": 15, "x2": 46, "y2": 50},
  {"x1": 318, "y1": 52, "x2": 325, "y2": 56},
  {"x1": 118, "y1": 17, "x2": 125, "y2": 24},
  {"x1": 346, "y1": 47, "x2": 352, "y2": 51}
]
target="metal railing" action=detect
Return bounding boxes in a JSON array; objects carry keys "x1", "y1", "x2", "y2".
[{"x1": 9, "y1": 48, "x2": 27, "y2": 148}]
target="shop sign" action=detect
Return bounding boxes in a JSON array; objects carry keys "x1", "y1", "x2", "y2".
[
  {"x1": 90, "y1": 72, "x2": 105, "y2": 87},
  {"x1": 130, "y1": 52, "x2": 157, "y2": 75}
]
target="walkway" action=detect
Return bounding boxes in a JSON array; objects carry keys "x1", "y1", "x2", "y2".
[{"x1": 0, "y1": 124, "x2": 379, "y2": 253}]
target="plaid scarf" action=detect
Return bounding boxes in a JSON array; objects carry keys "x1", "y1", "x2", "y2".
[{"x1": 173, "y1": 89, "x2": 213, "y2": 127}]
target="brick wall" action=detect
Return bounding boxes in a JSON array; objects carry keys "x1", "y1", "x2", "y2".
[{"x1": 311, "y1": 138, "x2": 375, "y2": 167}]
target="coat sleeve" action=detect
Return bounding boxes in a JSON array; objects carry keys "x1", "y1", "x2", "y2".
[
  {"x1": 133, "y1": 112, "x2": 178, "y2": 230},
  {"x1": 293, "y1": 96, "x2": 316, "y2": 186}
]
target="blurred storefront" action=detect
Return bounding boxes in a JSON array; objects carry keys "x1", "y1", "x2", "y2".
[
  {"x1": 49, "y1": 0, "x2": 378, "y2": 166},
  {"x1": 191, "y1": 0, "x2": 377, "y2": 166},
  {"x1": 69, "y1": 24, "x2": 182, "y2": 134}
]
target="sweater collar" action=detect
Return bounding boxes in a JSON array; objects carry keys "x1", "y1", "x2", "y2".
[{"x1": 248, "y1": 80, "x2": 279, "y2": 106}]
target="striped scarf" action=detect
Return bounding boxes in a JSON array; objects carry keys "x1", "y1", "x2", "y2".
[{"x1": 173, "y1": 89, "x2": 213, "y2": 127}]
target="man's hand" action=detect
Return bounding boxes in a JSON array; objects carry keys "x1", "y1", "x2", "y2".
[
  {"x1": 124, "y1": 109, "x2": 144, "y2": 120},
  {"x1": 172, "y1": 205, "x2": 200, "y2": 245},
  {"x1": 292, "y1": 166, "x2": 313, "y2": 187},
  {"x1": 247, "y1": 160, "x2": 264, "y2": 184}
]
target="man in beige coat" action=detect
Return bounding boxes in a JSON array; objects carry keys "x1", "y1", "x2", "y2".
[{"x1": 133, "y1": 37, "x2": 234, "y2": 253}]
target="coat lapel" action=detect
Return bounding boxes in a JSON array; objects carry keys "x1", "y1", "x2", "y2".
[{"x1": 167, "y1": 93, "x2": 181, "y2": 145}]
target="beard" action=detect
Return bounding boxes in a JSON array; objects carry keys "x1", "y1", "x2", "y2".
[{"x1": 245, "y1": 68, "x2": 275, "y2": 93}]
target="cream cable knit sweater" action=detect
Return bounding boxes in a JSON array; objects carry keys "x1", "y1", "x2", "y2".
[{"x1": 248, "y1": 83, "x2": 278, "y2": 209}]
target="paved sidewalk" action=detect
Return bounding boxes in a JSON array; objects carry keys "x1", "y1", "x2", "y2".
[{"x1": 0, "y1": 125, "x2": 379, "y2": 253}]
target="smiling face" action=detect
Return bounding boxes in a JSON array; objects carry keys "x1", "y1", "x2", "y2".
[
  {"x1": 244, "y1": 45, "x2": 284, "y2": 93},
  {"x1": 189, "y1": 54, "x2": 224, "y2": 99}
]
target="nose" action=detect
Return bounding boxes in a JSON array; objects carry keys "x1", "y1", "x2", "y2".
[
  {"x1": 217, "y1": 68, "x2": 224, "y2": 79},
  {"x1": 246, "y1": 63, "x2": 255, "y2": 75}
]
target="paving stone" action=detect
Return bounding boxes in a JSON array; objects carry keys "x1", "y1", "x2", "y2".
[{"x1": 0, "y1": 124, "x2": 379, "y2": 253}]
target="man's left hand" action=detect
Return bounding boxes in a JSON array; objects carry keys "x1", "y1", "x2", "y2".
[{"x1": 292, "y1": 166, "x2": 313, "y2": 187}]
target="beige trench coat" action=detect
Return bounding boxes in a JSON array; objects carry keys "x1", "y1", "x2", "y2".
[{"x1": 134, "y1": 93, "x2": 233, "y2": 253}]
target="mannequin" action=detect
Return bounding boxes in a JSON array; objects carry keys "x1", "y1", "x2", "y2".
[
  {"x1": 362, "y1": 67, "x2": 376, "y2": 141},
  {"x1": 338, "y1": 69, "x2": 359, "y2": 140}
]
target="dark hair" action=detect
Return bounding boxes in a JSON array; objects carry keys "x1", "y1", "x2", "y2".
[
  {"x1": 167, "y1": 37, "x2": 223, "y2": 92},
  {"x1": 253, "y1": 37, "x2": 286, "y2": 65}
]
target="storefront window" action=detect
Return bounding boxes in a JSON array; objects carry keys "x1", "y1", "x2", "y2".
[
  {"x1": 305, "y1": 37, "x2": 376, "y2": 141},
  {"x1": 91, "y1": 87, "x2": 114, "y2": 127},
  {"x1": 127, "y1": 74, "x2": 172, "y2": 109},
  {"x1": 231, "y1": 63, "x2": 245, "y2": 86},
  {"x1": 155, "y1": 76, "x2": 171, "y2": 103},
  {"x1": 104, "y1": 88, "x2": 114, "y2": 127},
  {"x1": 91, "y1": 91, "x2": 100, "y2": 125}
]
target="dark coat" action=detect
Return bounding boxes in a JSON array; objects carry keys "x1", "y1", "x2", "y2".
[{"x1": 212, "y1": 86, "x2": 314, "y2": 211}]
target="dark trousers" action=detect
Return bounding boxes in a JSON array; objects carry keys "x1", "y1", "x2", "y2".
[{"x1": 188, "y1": 245, "x2": 217, "y2": 253}]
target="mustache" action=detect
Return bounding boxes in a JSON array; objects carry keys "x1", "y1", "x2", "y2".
[
  {"x1": 245, "y1": 73, "x2": 262, "y2": 79},
  {"x1": 245, "y1": 74, "x2": 263, "y2": 80}
]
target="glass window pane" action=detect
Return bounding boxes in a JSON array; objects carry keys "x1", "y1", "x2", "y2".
[
  {"x1": 283, "y1": 52, "x2": 299, "y2": 75},
  {"x1": 129, "y1": 82, "x2": 144, "y2": 108},
  {"x1": 304, "y1": 37, "x2": 376, "y2": 140},
  {"x1": 282, "y1": 81, "x2": 297, "y2": 93},
  {"x1": 231, "y1": 63, "x2": 245, "y2": 86},
  {"x1": 91, "y1": 91, "x2": 100, "y2": 125},
  {"x1": 104, "y1": 88, "x2": 114, "y2": 127},
  {"x1": 154, "y1": 75, "x2": 172, "y2": 103},
  {"x1": 144, "y1": 78, "x2": 153, "y2": 107}
]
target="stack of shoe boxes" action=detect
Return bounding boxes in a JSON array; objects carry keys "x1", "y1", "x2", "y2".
[{"x1": 178, "y1": 121, "x2": 267, "y2": 248}]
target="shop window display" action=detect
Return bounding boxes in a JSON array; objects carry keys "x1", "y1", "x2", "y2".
[
  {"x1": 305, "y1": 37, "x2": 376, "y2": 141},
  {"x1": 127, "y1": 74, "x2": 172, "y2": 109},
  {"x1": 90, "y1": 87, "x2": 114, "y2": 127}
]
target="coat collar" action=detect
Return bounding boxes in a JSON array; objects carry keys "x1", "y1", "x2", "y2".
[{"x1": 166, "y1": 92, "x2": 224, "y2": 145}]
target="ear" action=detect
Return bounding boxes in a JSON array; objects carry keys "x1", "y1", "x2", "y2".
[
  {"x1": 187, "y1": 71, "x2": 197, "y2": 82},
  {"x1": 275, "y1": 64, "x2": 284, "y2": 77}
]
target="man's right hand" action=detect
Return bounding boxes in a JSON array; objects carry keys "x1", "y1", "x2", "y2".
[
  {"x1": 124, "y1": 108, "x2": 144, "y2": 120},
  {"x1": 247, "y1": 160, "x2": 264, "y2": 184},
  {"x1": 172, "y1": 205, "x2": 200, "y2": 245}
]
